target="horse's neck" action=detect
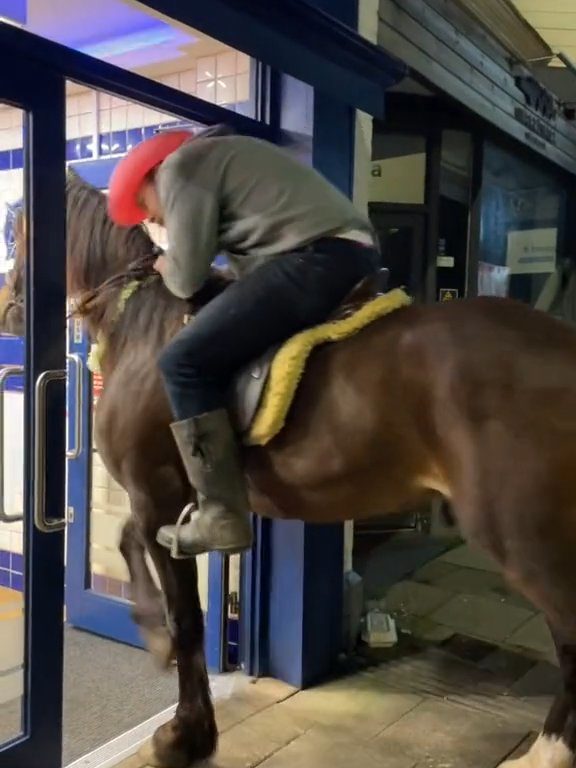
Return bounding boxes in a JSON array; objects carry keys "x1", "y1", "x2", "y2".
[
  {"x1": 96, "y1": 278, "x2": 188, "y2": 372},
  {"x1": 86, "y1": 270, "x2": 232, "y2": 371}
]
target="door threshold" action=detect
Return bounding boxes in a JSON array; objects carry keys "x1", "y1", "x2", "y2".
[
  {"x1": 65, "y1": 674, "x2": 239, "y2": 768},
  {"x1": 65, "y1": 702, "x2": 176, "y2": 768}
]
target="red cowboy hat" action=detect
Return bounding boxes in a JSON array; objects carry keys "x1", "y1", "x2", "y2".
[{"x1": 107, "y1": 130, "x2": 193, "y2": 227}]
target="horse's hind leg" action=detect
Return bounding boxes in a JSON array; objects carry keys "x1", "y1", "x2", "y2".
[
  {"x1": 119, "y1": 515, "x2": 175, "y2": 668},
  {"x1": 456, "y1": 485, "x2": 576, "y2": 768},
  {"x1": 500, "y1": 630, "x2": 574, "y2": 768}
]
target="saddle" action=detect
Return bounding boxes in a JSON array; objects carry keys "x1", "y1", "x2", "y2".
[{"x1": 231, "y1": 268, "x2": 392, "y2": 442}]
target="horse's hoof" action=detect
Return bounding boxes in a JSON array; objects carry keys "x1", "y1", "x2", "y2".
[
  {"x1": 499, "y1": 735, "x2": 573, "y2": 768},
  {"x1": 138, "y1": 717, "x2": 217, "y2": 768},
  {"x1": 138, "y1": 738, "x2": 190, "y2": 768},
  {"x1": 138, "y1": 740, "x2": 161, "y2": 766},
  {"x1": 141, "y1": 626, "x2": 176, "y2": 670}
]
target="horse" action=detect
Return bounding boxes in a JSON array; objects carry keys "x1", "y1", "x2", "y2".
[
  {"x1": 0, "y1": 204, "x2": 25, "y2": 335},
  {"x1": 12, "y1": 167, "x2": 576, "y2": 768}
]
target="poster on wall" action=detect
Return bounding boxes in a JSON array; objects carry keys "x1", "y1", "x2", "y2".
[
  {"x1": 478, "y1": 262, "x2": 510, "y2": 298},
  {"x1": 506, "y1": 228, "x2": 557, "y2": 275}
]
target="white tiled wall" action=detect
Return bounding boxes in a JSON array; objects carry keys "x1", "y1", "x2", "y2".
[
  {"x1": 0, "y1": 107, "x2": 22, "y2": 150},
  {"x1": 0, "y1": 392, "x2": 24, "y2": 557}
]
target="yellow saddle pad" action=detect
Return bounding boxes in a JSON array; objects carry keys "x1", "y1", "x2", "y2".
[{"x1": 246, "y1": 288, "x2": 411, "y2": 446}]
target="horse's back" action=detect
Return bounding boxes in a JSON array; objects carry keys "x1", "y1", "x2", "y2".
[
  {"x1": 250, "y1": 295, "x2": 576, "y2": 520},
  {"x1": 418, "y1": 297, "x2": 576, "y2": 413}
]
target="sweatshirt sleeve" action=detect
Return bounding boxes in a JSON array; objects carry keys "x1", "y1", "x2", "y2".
[{"x1": 156, "y1": 145, "x2": 219, "y2": 299}]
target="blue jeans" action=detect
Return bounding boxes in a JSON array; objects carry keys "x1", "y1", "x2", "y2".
[{"x1": 158, "y1": 238, "x2": 379, "y2": 420}]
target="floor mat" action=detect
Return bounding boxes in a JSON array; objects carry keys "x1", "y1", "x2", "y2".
[
  {"x1": 62, "y1": 627, "x2": 178, "y2": 764},
  {"x1": 0, "y1": 627, "x2": 179, "y2": 762}
]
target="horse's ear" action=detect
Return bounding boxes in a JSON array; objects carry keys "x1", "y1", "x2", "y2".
[{"x1": 66, "y1": 167, "x2": 82, "y2": 187}]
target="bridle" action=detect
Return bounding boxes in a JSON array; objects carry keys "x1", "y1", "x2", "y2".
[{"x1": 71, "y1": 248, "x2": 162, "y2": 318}]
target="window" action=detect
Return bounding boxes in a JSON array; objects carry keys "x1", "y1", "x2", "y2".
[
  {"x1": 478, "y1": 142, "x2": 566, "y2": 305},
  {"x1": 437, "y1": 130, "x2": 474, "y2": 299},
  {"x1": 371, "y1": 132, "x2": 427, "y2": 205},
  {"x1": 19, "y1": 0, "x2": 258, "y2": 117}
]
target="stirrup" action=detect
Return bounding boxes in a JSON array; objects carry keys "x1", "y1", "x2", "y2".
[{"x1": 169, "y1": 503, "x2": 196, "y2": 560}]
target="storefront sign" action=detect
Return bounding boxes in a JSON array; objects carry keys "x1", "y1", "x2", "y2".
[
  {"x1": 514, "y1": 106, "x2": 556, "y2": 147},
  {"x1": 514, "y1": 75, "x2": 557, "y2": 147},
  {"x1": 506, "y1": 228, "x2": 557, "y2": 275}
]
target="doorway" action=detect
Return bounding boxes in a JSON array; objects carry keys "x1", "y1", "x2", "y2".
[{"x1": 370, "y1": 209, "x2": 426, "y2": 300}]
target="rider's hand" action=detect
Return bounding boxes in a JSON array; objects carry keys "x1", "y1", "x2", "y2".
[{"x1": 154, "y1": 255, "x2": 167, "y2": 276}]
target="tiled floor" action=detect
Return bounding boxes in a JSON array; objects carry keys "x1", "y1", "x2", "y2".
[
  {"x1": 0, "y1": 585, "x2": 24, "y2": 745},
  {"x1": 107, "y1": 542, "x2": 561, "y2": 768},
  {"x1": 372, "y1": 542, "x2": 557, "y2": 665},
  {"x1": 2, "y1": 542, "x2": 560, "y2": 767},
  {"x1": 112, "y1": 638, "x2": 557, "y2": 768}
]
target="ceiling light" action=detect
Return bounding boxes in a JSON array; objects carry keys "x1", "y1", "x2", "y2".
[
  {"x1": 0, "y1": 15, "x2": 23, "y2": 28},
  {"x1": 80, "y1": 26, "x2": 195, "y2": 60}
]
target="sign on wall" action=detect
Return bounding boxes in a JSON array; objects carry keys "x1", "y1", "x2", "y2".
[
  {"x1": 439, "y1": 288, "x2": 459, "y2": 301},
  {"x1": 506, "y1": 228, "x2": 557, "y2": 274}
]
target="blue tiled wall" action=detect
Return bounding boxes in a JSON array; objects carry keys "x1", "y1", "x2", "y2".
[
  {"x1": 0, "y1": 550, "x2": 24, "y2": 591},
  {"x1": 0, "y1": 121, "x2": 181, "y2": 170}
]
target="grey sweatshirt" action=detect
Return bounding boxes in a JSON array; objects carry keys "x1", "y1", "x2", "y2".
[{"x1": 155, "y1": 132, "x2": 372, "y2": 299}]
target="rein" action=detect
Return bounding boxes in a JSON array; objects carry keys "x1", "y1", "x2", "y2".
[
  {"x1": 73, "y1": 252, "x2": 161, "y2": 375},
  {"x1": 72, "y1": 252, "x2": 160, "y2": 318}
]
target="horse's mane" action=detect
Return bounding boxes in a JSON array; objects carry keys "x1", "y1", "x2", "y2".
[{"x1": 66, "y1": 168, "x2": 156, "y2": 296}]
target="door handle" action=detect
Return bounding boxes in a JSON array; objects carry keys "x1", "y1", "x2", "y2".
[
  {"x1": 34, "y1": 369, "x2": 67, "y2": 533},
  {"x1": 0, "y1": 365, "x2": 24, "y2": 523},
  {"x1": 66, "y1": 353, "x2": 83, "y2": 460}
]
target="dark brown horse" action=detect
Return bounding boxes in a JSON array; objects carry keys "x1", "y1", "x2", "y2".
[{"x1": 15, "y1": 169, "x2": 576, "y2": 768}]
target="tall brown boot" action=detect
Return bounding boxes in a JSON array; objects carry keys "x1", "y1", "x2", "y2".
[{"x1": 156, "y1": 410, "x2": 253, "y2": 558}]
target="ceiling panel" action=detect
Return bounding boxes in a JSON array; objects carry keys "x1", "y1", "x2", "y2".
[{"x1": 512, "y1": 0, "x2": 576, "y2": 67}]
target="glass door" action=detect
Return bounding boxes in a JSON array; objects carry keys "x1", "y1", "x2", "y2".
[
  {"x1": 0, "y1": 36, "x2": 68, "y2": 768},
  {"x1": 63, "y1": 85, "x2": 244, "y2": 674}
]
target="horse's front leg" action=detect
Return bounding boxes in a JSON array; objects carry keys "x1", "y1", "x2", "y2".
[
  {"x1": 128, "y1": 494, "x2": 216, "y2": 768},
  {"x1": 119, "y1": 514, "x2": 175, "y2": 668}
]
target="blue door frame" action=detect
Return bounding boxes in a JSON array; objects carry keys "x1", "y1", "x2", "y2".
[{"x1": 0, "y1": 40, "x2": 68, "y2": 768}]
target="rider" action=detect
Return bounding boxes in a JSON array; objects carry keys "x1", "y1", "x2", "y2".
[{"x1": 107, "y1": 124, "x2": 380, "y2": 558}]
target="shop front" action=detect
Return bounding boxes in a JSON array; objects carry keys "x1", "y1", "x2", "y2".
[
  {"x1": 368, "y1": 0, "x2": 576, "y2": 312},
  {"x1": 354, "y1": 0, "x2": 576, "y2": 544}
]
